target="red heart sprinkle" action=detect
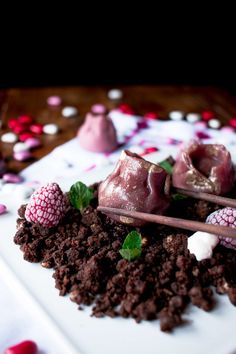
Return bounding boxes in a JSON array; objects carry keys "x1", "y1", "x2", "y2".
[
  {"x1": 19, "y1": 132, "x2": 35, "y2": 142},
  {"x1": 4, "y1": 340, "x2": 38, "y2": 354},
  {"x1": 18, "y1": 115, "x2": 33, "y2": 125},
  {"x1": 229, "y1": 118, "x2": 236, "y2": 128},
  {"x1": 8, "y1": 118, "x2": 18, "y2": 129},
  {"x1": 201, "y1": 111, "x2": 215, "y2": 121},
  {"x1": 144, "y1": 112, "x2": 159, "y2": 120},
  {"x1": 119, "y1": 104, "x2": 135, "y2": 115},
  {"x1": 12, "y1": 124, "x2": 28, "y2": 135}
]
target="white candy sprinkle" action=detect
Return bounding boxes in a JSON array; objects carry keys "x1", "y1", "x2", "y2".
[
  {"x1": 107, "y1": 89, "x2": 123, "y2": 101},
  {"x1": 208, "y1": 118, "x2": 221, "y2": 129},
  {"x1": 43, "y1": 124, "x2": 59, "y2": 135},
  {"x1": 169, "y1": 110, "x2": 185, "y2": 121},
  {"x1": 16, "y1": 185, "x2": 35, "y2": 200},
  {"x1": 1, "y1": 132, "x2": 18, "y2": 143},
  {"x1": 13, "y1": 142, "x2": 30, "y2": 153},
  {"x1": 188, "y1": 231, "x2": 219, "y2": 261},
  {"x1": 186, "y1": 113, "x2": 201, "y2": 124},
  {"x1": 62, "y1": 106, "x2": 78, "y2": 118}
]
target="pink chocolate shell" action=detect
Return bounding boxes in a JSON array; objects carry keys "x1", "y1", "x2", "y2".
[
  {"x1": 172, "y1": 140, "x2": 235, "y2": 195},
  {"x1": 98, "y1": 150, "x2": 171, "y2": 226},
  {"x1": 78, "y1": 112, "x2": 118, "y2": 153}
]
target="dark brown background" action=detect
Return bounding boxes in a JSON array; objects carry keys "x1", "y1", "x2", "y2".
[
  {"x1": 1, "y1": 40, "x2": 236, "y2": 172},
  {"x1": 1, "y1": 85, "x2": 236, "y2": 174}
]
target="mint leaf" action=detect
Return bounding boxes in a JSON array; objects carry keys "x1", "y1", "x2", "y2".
[
  {"x1": 158, "y1": 160, "x2": 173, "y2": 175},
  {"x1": 69, "y1": 181, "x2": 93, "y2": 211},
  {"x1": 119, "y1": 248, "x2": 141, "y2": 261},
  {"x1": 119, "y1": 231, "x2": 142, "y2": 261},
  {"x1": 122, "y1": 231, "x2": 142, "y2": 249},
  {"x1": 172, "y1": 193, "x2": 188, "y2": 201}
]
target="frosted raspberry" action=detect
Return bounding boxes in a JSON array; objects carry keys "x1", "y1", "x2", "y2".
[
  {"x1": 206, "y1": 207, "x2": 236, "y2": 250},
  {"x1": 25, "y1": 183, "x2": 67, "y2": 227}
]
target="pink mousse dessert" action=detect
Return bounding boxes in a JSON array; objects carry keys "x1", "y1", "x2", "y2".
[{"x1": 77, "y1": 109, "x2": 118, "y2": 153}]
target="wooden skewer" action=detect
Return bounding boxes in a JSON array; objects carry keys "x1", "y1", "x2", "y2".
[
  {"x1": 97, "y1": 206, "x2": 236, "y2": 239},
  {"x1": 174, "y1": 187, "x2": 236, "y2": 209}
]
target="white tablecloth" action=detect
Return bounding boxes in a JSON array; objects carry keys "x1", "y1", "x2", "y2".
[{"x1": 1, "y1": 111, "x2": 236, "y2": 353}]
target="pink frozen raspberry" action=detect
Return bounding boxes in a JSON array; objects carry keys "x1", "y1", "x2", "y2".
[
  {"x1": 206, "y1": 207, "x2": 236, "y2": 250},
  {"x1": 25, "y1": 182, "x2": 67, "y2": 227}
]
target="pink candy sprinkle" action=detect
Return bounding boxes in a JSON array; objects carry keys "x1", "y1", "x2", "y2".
[
  {"x1": 137, "y1": 120, "x2": 148, "y2": 129},
  {"x1": 47, "y1": 95, "x2": 62, "y2": 106},
  {"x1": 85, "y1": 164, "x2": 97, "y2": 171},
  {"x1": 166, "y1": 138, "x2": 182, "y2": 145},
  {"x1": 221, "y1": 126, "x2": 235, "y2": 133},
  {"x1": 145, "y1": 147, "x2": 158, "y2": 154},
  {"x1": 138, "y1": 139, "x2": 146, "y2": 146},
  {"x1": 14, "y1": 151, "x2": 32, "y2": 161},
  {"x1": 91, "y1": 104, "x2": 107, "y2": 115},
  {"x1": 0, "y1": 204, "x2": 7, "y2": 215},
  {"x1": 195, "y1": 131, "x2": 211, "y2": 139},
  {"x1": 30, "y1": 123, "x2": 43, "y2": 135},
  {"x1": 25, "y1": 137, "x2": 41, "y2": 149},
  {"x1": 194, "y1": 121, "x2": 207, "y2": 130},
  {"x1": 3, "y1": 173, "x2": 23, "y2": 183}
]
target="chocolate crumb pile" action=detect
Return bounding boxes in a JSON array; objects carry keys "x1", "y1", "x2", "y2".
[{"x1": 14, "y1": 184, "x2": 236, "y2": 331}]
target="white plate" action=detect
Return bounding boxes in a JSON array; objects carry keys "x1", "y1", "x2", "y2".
[{"x1": 1, "y1": 152, "x2": 236, "y2": 354}]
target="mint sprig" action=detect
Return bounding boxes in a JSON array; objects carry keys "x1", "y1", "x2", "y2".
[
  {"x1": 158, "y1": 160, "x2": 173, "y2": 175},
  {"x1": 119, "y1": 231, "x2": 142, "y2": 261},
  {"x1": 69, "y1": 181, "x2": 93, "y2": 211},
  {"x1": 172, "y1": 193, "x2": 188, "y2": 201}
]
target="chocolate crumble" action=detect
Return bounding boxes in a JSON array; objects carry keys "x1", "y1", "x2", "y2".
[{"x1": 14, "y1": 183, "x2": 236, "y2": 331}]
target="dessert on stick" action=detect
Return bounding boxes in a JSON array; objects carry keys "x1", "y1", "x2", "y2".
[{"x1": 98, "y1": 150, "x2": 170, "y2": 226}]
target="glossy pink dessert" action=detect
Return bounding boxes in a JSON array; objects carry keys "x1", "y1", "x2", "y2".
[
  {"x1": 98, "y1": 150, "x2": 170, "y2": 226},
  {"x1": 78, "y1": 110, "x2": 118, "y2": 153},
  {"x1": 172, "y1": 140, "x2": 235, "y2": 195}
]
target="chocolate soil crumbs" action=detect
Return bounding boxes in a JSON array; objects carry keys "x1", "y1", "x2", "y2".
[{"x1": 14, "y1": 184, "x2": 236, "y2": 332}]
